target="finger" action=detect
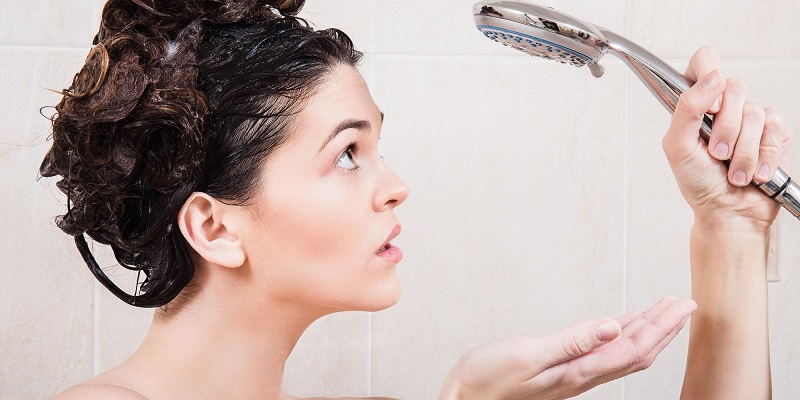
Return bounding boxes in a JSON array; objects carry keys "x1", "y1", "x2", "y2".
[
  {"x1": 622, "y1": 297, "x2": 681, "y2": 338},
  {"x1": 684, "y1": 46, "x2": 720, "y2": 83},
  {"x1": 708, "y1": 77, "x2": 748, "y2": 161},
  {"x1": 755, "y1": 107, "x2": 788, "y2": 183},
  {"x1": 642, "y1": 312, "x2": 692, "y2": 365},
  {"x1": 663, "y1": 69, "x2": 727, "y2": 164},
  {"x1": 616, "y1": 311, "x2": 643, "y2": 328},
  {"x1": 612, "y1": 298, "x2": 694, "y2": 374},
  {"x1": 515, "y1": 318, "x2": 625, "y2": 395},
  {"x1": 529, "y1": 299, "x2": 696, "y2": 397},
  {"x1": 627, "y1": 298, "x2": 697, "y2": 353},
  {"x1": 727, "y1": 102, "x2": 766, "y2": 186},
  {"x1": 684, "y1": 47, "x2": 723, "y2": 114},
  {"x1": 531, "y1": 318, "x2": 622, "y2": 367},
  {"x1": 559, "y1": 313, "x2": 693, "y2": 400},
  {"x1": 708, "y1": 94, "x2": 723, "y2": 114},
  {"x1": 578, "y1": 300, "x2": 695, "y2": 386}
]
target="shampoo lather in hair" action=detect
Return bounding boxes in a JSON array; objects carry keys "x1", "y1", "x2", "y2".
[{"x1": 473, "y1": 1, "x2": 800, "y2": 220}]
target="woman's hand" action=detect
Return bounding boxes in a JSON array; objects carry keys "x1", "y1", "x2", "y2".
[
  {"x1": 439, "y1": 297, "x2": 696, "y2": 400},
  {"x1": 662, "y1": 47, "x2": 792, "y2": 232}
]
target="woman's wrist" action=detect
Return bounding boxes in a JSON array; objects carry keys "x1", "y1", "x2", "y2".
[
  {"x1": 692, "y1": 211, "x2": 775, "y2": 235},
  {"x1": 690, "y1": 221, "x2": 770, "y2": 268}
]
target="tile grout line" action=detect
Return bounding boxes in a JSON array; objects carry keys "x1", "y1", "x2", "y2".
[
  {"x1": 367, "y1": 312, "x2": 373, "y2": 397},
  {"x1": 0, "y1": 44, "x2": 92, "y2": 51},
  {"x1": 1, "y1": 43, "x2": 799, "y2": 65},
  {"x1": 621, "y1": 50, "x2": 631, "y2": 400},
  {"x1": 364, "y1": 53, "x2": 800, "y2": 64},
  {"x1": 622, "y1": 3, "x2": 630, "y2": 399},
  {"x1": 91, "y1": 0, "x2": 100, "y2": 37}
]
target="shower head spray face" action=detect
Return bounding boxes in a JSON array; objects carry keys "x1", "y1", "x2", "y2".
[{"x1": 473, "y1": 2, "x2": 608, "y2": 77}]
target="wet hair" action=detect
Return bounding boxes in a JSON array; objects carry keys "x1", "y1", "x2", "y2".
[{"x1": 38, "y1": 0, "x2": 362, "y2": 308}]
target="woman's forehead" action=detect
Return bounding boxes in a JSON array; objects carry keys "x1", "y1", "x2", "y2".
[{"x1": 293, "y1": 65, "x2": 380, "y2": 133}]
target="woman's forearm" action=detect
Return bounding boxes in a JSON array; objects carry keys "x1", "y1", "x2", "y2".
[{"x1": 680, "y1": 224, "x2": 772, "y2": 399}]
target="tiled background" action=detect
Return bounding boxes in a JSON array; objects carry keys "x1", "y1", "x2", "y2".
[{"x1": 2, "y1": 0, "x2": 798, "y2": 399}]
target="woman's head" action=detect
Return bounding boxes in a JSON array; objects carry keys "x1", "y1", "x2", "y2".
[
  {"x1": 40, "y1": 0, "x2": 406, "y2": 311},
  {"x1": 184, "y1": 63, "x2": 409, "y2": 314}
]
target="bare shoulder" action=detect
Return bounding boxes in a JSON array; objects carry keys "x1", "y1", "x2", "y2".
[{"x1": 55, "y1": 383, "x2": 149, "y2": 400}]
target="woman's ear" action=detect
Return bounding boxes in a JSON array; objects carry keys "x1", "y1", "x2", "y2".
[{"x1": 177, "y1": 193, "x2": 246, "y2": 268}]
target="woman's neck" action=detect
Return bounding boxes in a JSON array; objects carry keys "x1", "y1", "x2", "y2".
[{"x1": 106, "y1": 267, "x2": 327, "y2": 400}]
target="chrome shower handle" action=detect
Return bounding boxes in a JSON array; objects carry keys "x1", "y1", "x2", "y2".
[{"x1": 621, "y1": 48, "x2": 800, "y2": 219}]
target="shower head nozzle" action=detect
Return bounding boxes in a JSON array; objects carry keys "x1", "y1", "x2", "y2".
[{"x1": 473, "y1": 1, "x2": 609, "y2": 77}]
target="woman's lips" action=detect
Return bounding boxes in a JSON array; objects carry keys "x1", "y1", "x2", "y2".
[
  {"x1": 376, "y1": 243, "x2": 403, "y2": 262},
  {"x1": 376, "y1": 224, "x2": 402, "y2": 262}
]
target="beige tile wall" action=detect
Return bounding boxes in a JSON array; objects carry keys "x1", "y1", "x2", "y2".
[{"x1": 2, "y1": 0, "x2": 797, "y2": 399}]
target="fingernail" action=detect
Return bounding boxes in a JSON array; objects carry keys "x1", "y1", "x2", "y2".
[
  {"x1": 711, "y1": 96, "x2": 722, "y2": 111},
  {"x1": 757, "y1": 163, "x2": 771, "y2": 182},
  {"x1": 701, "y1": 70, "x2": 720, "y2": 90},
  {"x1": 712, "y1": 141, "x2": 729, "y2": 159},
  {"x1": 596, "y1": 321, "x2": 621, "y2": 341},
  {"x1": 689, "y1": 300, "x2": 698, "y2": 311},
  {"x1": 732, "y1": 170, "x2": 747, "y2": 186}
]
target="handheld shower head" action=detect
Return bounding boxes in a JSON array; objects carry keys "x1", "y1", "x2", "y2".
[{"x1": 474, "y1": 1, "x2": 800, "y2": 221}]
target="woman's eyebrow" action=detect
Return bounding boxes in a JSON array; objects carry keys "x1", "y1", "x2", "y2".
[{"x1": 318, "y1": 112, "x2": 384, "y2": 152}]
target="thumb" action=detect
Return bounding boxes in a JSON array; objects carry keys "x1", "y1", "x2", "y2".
[
  {"x1": 663, "y1": 69, "x2": 726, "y2": 163},
  {"x1": 535, "y1": 318, "x2": 621, "y2": 366}
]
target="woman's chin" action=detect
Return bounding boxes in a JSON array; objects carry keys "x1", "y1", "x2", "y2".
[{"x1": 355, "y1": 280, "x2": 403, "y2": 312}]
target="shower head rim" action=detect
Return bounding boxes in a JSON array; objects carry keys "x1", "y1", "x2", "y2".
[{"x1": 473, "y1": 1, "x2": 610, "y2": 53}]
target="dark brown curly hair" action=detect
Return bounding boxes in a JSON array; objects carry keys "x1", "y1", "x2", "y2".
[{"x1": 38, "y1": 0, "x2": 362, "y2": 308}]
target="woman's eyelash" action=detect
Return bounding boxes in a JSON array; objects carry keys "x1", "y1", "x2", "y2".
[
  {"x1": 344, "y1": 142, "x2": 358, "y2": 162},
  {"x1": 336, "y1": 142, "x2": 360, "y2": 171}
]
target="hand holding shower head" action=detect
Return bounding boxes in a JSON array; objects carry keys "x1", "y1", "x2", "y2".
[{"x1": 474, "y1": 1, "x2": 800, "y2": 220}]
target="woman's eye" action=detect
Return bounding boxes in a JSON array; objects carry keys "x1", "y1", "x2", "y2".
[{"x1": 336, "y1": 144, "x2": 358, "y2": 170}]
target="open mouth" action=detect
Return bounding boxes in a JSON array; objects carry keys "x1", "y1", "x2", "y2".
[
  {"x1": 375, "y1": 225, "x2": 402, "y2": 262},
  {"x1": 377, "y1": 224, "x2": 401, "y2": 253}
]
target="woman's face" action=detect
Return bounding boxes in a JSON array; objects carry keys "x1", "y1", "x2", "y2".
[{"x1": 243, "y1": 64, "x2": 409, "y2": 313}]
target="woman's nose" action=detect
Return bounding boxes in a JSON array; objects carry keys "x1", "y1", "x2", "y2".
[{"x1": 373, "y1": 163, "x2": 410, "y2": 212}]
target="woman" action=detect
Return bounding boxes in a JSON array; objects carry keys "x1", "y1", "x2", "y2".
[{"x1": 43, "y1": 0, "x2": 784, "y2": 398}]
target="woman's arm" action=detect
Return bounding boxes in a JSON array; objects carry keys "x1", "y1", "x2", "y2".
[
  {"x1": 681, "y1": 227, "x2": 771, "y2": 399},
  {"x1": 438, "y1": 45, "x2": 787, "y2": 400},
  {"x1": 661, "y1": 47, "x2": 789, "y2": 399}
]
